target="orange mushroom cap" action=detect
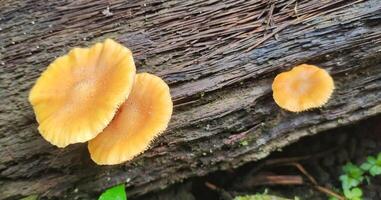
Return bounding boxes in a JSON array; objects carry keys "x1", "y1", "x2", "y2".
[
  {"x1": 272, "y1": 64, "x2": 334, "y2": 112},
  {"x1": 29, "y1": 39, "x2": 136, "y2": 147},
  {"x1": 88, "y1": 73, "x2": 173, "y2": 165}
]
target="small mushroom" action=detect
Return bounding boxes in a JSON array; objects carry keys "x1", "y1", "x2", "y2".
[
  {"x1": 29, "y1": 39, "x2": 136, "y2": 147},
  {"x1": 88, "y1": 73, "x2": 173, "y2": 165},
  {"x1": 272, "y1": 64, "x2": 334, "y2": 112}
]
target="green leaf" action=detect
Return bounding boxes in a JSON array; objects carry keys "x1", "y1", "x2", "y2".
[
  {"x1": 348, "y1": 178, "x2": 360, "y2": 188},
  {"x1": 343, "y1": 188, "x2": 363, "y2": 199},
  {"x1": 240, "y1": 140, "x2": 249, "y2": 146},
  {"x1": 343, "y1": 163, "x2": 354, "y2": 173},
  {"x1": 339, "y1": 174, "x2": 348, "y2": 182},
  {"x1": 340, "y1": 174, "x2": 362, "y2": 190},
  {"x1": 369, "y1": 165, "x2": 381, "y2": 176},
  {"x1": 99, "y1": 184, "x2": 126, "y2": 200},
  {"x1": 342, "y1": 163, "x2": 364, "y2": 179},
  {"x1": 367, "y1": 156, "x2": 377, "y2": 165},
  {"x1": 328, "y1": 196, "x2": 339, "y2": 200},
  {"x1": 351, "y1": 188, "x2": 363, "y2": 197},
  {"x1": 377, "y1": 152, "x2": 381, "y2": 161},
  {"x1": 340, "y1": 175, "x2": 351, "y2": 190},
  {"x1": 360, "y1": 163, "x2": 372, "y2": 171},
  {"x1": 343, "y1": 189, "x2": 351, "y2": 198},
  {"x1": 376, "y1": 153, "x2": 381, "y2": 165}
]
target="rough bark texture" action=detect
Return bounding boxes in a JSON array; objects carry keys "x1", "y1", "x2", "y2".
[{"x1": 1, "y1": 0, "x2": 381, "y2": 199}]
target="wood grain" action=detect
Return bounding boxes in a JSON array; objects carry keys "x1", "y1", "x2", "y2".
[{"x1": 0, "y1": 0, "x2": 380, "y2": 199}]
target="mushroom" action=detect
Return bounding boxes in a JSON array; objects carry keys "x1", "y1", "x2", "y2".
[
  {"x1": 29, "y1": 39, "x2": 136, "y2": 147},
  {"x1": 272, "y1": 64, "x2": 334, "y2": 112},
  {"x1": 88, "y1": 73, "x2": 173, "y2": 165}
]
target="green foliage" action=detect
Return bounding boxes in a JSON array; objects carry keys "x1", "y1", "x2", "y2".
[
  {"x1": 99, "y1": 184, "x2": 127, "y2": 200},
  {"x1": 234, "y1": 189, "x2": 297, "y2": 200},
  {"x1": 339, "y1": 163, "x2": 364, "y2": 190},
  {"x1": 234, "y1": 189, "x2": 295, "y2": 200},
  {"x1": 19, "y1": 195, "x2": 38, "y2": 200},
  {"x1": 240, "y1": 140, "x2": 249, "y2": 146},
  {"x1": 329, "y1": 152, "x2": 381, "y2": 200},
  {"x1": 343, "y1": 188, "x2": 362, "y2": 200},
  {"x1": 360, "y1": 153, "x2": 381, "y2": 176}
]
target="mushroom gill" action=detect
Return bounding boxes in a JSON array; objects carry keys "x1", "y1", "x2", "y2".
[
  {"x1": 272, "y1": 64, "x2": 334, "y2": 112},
  {"x1": 29, "y1": 39, "x2": 136, "y2": 147},
  {"x1": 88, "y1": 73, "x2": 173, "y2": 165}
]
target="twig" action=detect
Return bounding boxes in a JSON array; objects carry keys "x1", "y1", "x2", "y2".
[
  {"x1": 205, "y1": 182, "x2": 233, "y2": 200},
  {"x1": 289, "y1": 162, "x2": 318, "y2": 185},
  {"x1": 315, "y1": 185, "x2": 345, "y2": 200},
  {"x1": 205, "y1": 181, "x2": 218, "y2": 190},
  {"x1": 288, "y1": 162, "x2": 345, "y2": 200},
  {"x1": 246, "y1": 174, "x2": 304, "y2": 186},
  {"x1": 241, "y1": 148, "x2": 344, "y2": 199}
]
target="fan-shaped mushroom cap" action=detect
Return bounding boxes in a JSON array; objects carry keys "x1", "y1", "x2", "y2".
[
  {"x1": 29, "y1": 39, "x2": 136, "y2": 147},
  {"x1": 272, "y1": 64, "x2": 334, "y2": 112},
  {"x1": 88, "y1": 73, "x2": 173, "y2": 165}
]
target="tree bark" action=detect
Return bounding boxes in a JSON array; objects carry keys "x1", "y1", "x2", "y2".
[{"x1": 1, "y1": 0, "x2": 381, "y2": 199}]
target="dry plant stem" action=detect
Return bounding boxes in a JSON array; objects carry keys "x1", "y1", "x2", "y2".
[
  {"x1": 254, "y1": 175, "x2": 304, "y2": 185},
  {"x1": 289, "y1": 162, "x2": 318, "y2": 185},
  {"x1": 204, "y1": 182, "x2": 233, "y2": 200},
  {"x1": 288, "y1": 162, "x2": 345, "y2": 200},
  {"x1": 205, "y1": 182, "x2": 218, "y2": 190},
  {"x1": 315, "y1": 185, "x2": 345, "y2": 200}
]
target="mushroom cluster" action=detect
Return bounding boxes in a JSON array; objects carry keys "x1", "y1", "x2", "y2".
[{"x1": 29, "y1": 39, "x2": 173, "y2": 165}]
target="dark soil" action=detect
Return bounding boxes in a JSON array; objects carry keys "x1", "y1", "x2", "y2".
[{"x1": 134, "y1": 115, "x2": 381, "y2": 200}]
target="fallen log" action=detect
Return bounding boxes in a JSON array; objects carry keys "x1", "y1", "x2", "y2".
[{"x1": 0, "y1": 0, "x2": 381, "y2": 199}]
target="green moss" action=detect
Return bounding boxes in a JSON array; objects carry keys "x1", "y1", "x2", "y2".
[
  {"x1": 240, "y1": 140, "x2": 249, "y2": 146},
  {"x1": 19, "y1": 195, "x2": 38, "y2": 200}
]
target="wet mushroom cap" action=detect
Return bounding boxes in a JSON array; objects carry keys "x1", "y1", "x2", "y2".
[
  {"x1": 88, "y1": 73, "x2": 173, "y2": 165},
  {"x1": 29, "y1": 39, "x2": 136, "y2": 147},
  {"x1": 272, "y1": 64, "x2": 334, "y2": 112}
]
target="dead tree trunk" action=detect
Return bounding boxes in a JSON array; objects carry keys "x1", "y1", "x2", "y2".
[{"x1": 1, "y1": 0, "x2": 381, "y2": 199}]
